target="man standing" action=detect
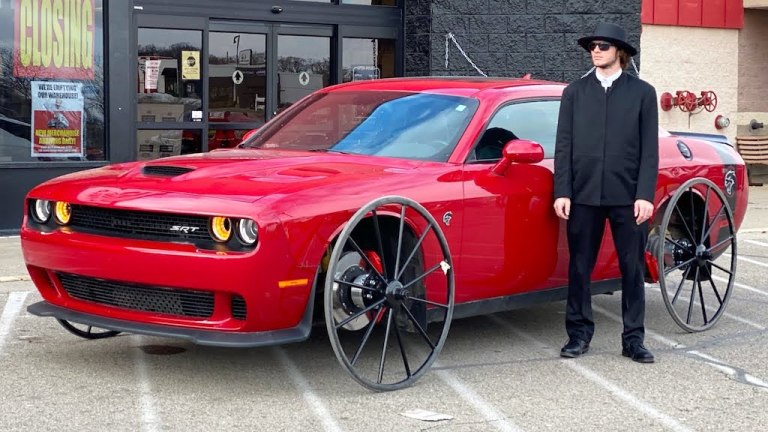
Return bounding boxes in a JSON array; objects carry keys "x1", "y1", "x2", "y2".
[{"x1": 553, "y1": 23, "x2": 659, "y2": 363}]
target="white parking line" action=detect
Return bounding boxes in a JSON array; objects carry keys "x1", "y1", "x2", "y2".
[
  {"x1": 0, "y1": 276, "x2": 31, "y2": 283},
  {"x1": 711, "y1": 275, "x2": 768, "y2": 298},
  {"x1": 0, "y1": 292, "x2": 30, "y2": 354},
  {"x1": 133, "y1": 336, "x2": 161, "y2": 432},
  {"x1": 435, "y1": 368, "x2": 524, "y2": 432},
  {"x1": 490, "y1": 316, "x2": 694, "y2": 432},
  {"x1": 592, "y1": 305, "x2": 768, "y2": 392},
  {"x1": 273, "y1": 347, "x2": 343, "y2": 432},
  {"x1": 725, "y1": 253, "x2": 768, "y2": 268},
  {"x1": 646, "y1": 285, "x2": 766, "y2": 331},
  {"x1": 743, "y1": 239, "x2": 768, "y2": 248}
]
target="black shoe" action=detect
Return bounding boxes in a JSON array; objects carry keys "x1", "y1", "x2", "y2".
[
  {"x1": 560, "y1": 339, "x2": 589, "y2": 358},
  {"x1": 622, "y1": 343, "x2": 655, "y2": 363}
]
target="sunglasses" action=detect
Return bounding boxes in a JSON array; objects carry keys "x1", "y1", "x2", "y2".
[{"x1": 588, "y1": 42, "x2": 613, "y2": 52}]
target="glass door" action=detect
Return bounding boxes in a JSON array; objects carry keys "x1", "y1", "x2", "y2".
[
  {"x1": 136, "y1": 16, "x2": 206, "y2": 160},
  {"x1": 275, "y1": 25, "x2": 332, "y2": 114}
]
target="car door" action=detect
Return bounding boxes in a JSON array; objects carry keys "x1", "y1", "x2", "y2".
[{"x1": 458, "y1": 99, "x2": 567, "y2": 302}]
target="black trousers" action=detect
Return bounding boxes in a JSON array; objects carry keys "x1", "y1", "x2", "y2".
[{"x1": 565, "y1": 204, "x2": 648, "y2": 346}]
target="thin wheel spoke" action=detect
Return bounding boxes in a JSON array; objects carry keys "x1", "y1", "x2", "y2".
[
  {"x1": 348, "y1": 237, "x2": 387, "y2": 285},
  {"x1": 686, "y1": 266, "x2": 700, "y2": 324},
  {"x1": 700, "y1": 205, "x2": 725, "y2": 245},
  {"x1": 392, "y1": 317, "x2": 412, "y2": 379},
  {"x1": 87, "y1": 326, "x2": 93, "y2": 334},
  {"x1": 371, "y1": 210, "x2": 388, "y2": 280},
  {"x1": 393, "y1": 205, "x2": 406, "y2": 281},
  {"x1": 333, "y1": 278, "x2": 380, "y2": 293},
  {"x1": 706, "y1": 234, "x2": 733, "y2": 255},
  {"x1": 675, "y1": 205, "x2": 697, "y2": 244},
  {"x1": 377, "y1": 308, "x2": 394, "y2": 384},
  {"x1": 699, "y1": 186, "x2": 710, "y2": 245},
  {"x1": 351, "y1": 306, "x2": 386, "y2": 365},
  {"x1": 335, "y1": 298, "x2": 387, "y2": 330},
  {"x1": 697, "y1": 279, "x2": 708, "y2": 324},
  {"x1": 406, "y1": 296, "x2": 449, "y2": 309},
  {"x1": 702, "y1": 265, "x2": 723, "y2": 305},
  {"x1": 402, "y1": 263, "x2": 443, "y2": 291},
  {"x1": 665, "y1": 257, "x2": 696, "y2": 275},
  {"x1": 401, "y1": 303, "x2": 435, "y2": 350},
  {"x1": 709, "y1": 260, "x2": 733, "y2": 276},
  {"x1": 670, "y1": 268, "x2": 688, "y2": 305},
  {"x1": 396, "y1": 223, "x2": 432, "y2": 281}
]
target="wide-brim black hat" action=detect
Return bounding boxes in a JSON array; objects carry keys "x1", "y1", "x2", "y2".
[{"x1": 578, "y1": 22, "x2": 637, "y2": 56}]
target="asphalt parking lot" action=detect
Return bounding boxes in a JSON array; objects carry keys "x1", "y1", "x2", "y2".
[{"x1": 2, "y1": 187, "x2": 768, "y2": 432}]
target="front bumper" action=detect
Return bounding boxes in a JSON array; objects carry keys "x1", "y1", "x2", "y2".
[{"x1": 28, "y1": 299, "x2": 315, "y2": 348}]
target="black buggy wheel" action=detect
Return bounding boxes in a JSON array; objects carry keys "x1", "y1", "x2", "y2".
[
  {"x1": 56, "y1": 319, "x2": 121, "y2": 340},
  {"x1": 324, "y1": 196, "x2": 454, "y2": 391},
  {"x1": 655, "y1": 177, "x2": 736, "y2": 332}
]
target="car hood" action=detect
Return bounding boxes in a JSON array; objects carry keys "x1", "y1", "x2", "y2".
[{"x1": 30, "y1": 149, "x2": 424, "y2": 212}]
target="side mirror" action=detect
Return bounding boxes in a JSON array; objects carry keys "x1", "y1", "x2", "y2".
[{"x1": 491, "y1": 139, "x2": 544, "y2": 175}]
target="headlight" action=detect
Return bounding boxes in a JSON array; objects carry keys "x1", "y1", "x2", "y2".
[
  {"x1": 210, "y1": 216, "x2": 232, "y2": 242},
  {"x1": 236, "y1": 219, "x2": 258, "y2": 245},
  {"x1": 31, "y1": 200, "x2": 52, "y2": 223},
  {"x1": 54, "y1": 201, "x2": 72, "y2": 225}
]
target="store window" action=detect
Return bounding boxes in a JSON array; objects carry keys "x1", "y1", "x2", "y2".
[
  {"x1": 0, "y1": 0, "x2": 105, "y2": 163},
  {"x1": 342, "y1": 0, "x2": 396, "y2": 5},
  {"x1": 342, "y1": 37, "x2": 395, "y2": 83}
]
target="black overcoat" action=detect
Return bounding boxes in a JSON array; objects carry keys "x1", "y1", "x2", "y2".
[{"x1": 554, "y1": 71, "x2": 659, "y2": 206}]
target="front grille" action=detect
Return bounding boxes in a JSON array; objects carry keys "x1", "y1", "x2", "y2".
[
  {"x1": 231, "y1": 295, "x2": 247, "y2": 320},
  {"x1": 69, "y1": 205, "x2": 211, "y2": 242},
  {"x1": 142, "y1": 165, "x2": 195, "y2": 177},
  {"x1": 58, "y1": 273, "x2": 214, "y2": 318}
]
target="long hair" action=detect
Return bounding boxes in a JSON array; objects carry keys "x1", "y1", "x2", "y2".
[{"x1": 618, "y1": 49, "x2": 630, "y2": 69}]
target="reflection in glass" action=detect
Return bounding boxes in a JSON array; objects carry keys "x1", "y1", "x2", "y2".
[
  {"x1": 277, "y1": 35, "x2": 330, "y2": 111},
  {"x1": 138, "y1": 28, "x2": 202, "y2": 120},
  {"x1": 342, "y1": 38, "x2": 396, "y2": 83},
  {"x1": 243, "y1": 91, "x2": 478, "y2": 162},
  {"x1": 0, "y1": 0, "x2": 106, "y2": 162},
  {"x1": 208, "y1": 129, "x2": 254, "y2": 151},
  {"x1": 209, "y1": 32, "x2": 267, "y2": 126},
  {"x1": 137, "y1": 129, "x2": 201, "y2": 160}
]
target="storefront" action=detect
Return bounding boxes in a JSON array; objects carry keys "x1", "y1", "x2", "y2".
[{"x1": 0, "y1": 0, "x2": 403, "y2": 232}]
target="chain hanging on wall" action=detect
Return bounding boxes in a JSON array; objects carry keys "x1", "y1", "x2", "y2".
[{"x1": 444, "y1": 33, "x2": 487, "y2": 77}]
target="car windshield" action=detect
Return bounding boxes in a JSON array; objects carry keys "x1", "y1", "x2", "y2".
[{"x1": 241, "y1": 90, "x2": 479, "y2": 162}]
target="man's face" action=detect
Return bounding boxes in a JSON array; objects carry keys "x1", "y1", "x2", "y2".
[{"x1": 589, "y1": 40, "x2": 618, "y2": 68}]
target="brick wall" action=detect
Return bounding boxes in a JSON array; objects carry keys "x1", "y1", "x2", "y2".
[
  {"x1": 640, "y1": 25, "x2": 739, "y2": 142},
  {"x1": 404, "y1": 0, "x2": 642, "y2": 83}
]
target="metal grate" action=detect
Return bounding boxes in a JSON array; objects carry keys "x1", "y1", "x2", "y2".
[
  {"x1": 69, "y1": 205, "x2": 211, "y2": 241},
  {"x1": 231, "y1": 295, "x2": 247, "y2": 320},
  {"x1": 58, "y1": 272, "x2": 214, "y2": 318},
  {"x1": 142, "y1": 165, "x2": 195, "y2": 177}
]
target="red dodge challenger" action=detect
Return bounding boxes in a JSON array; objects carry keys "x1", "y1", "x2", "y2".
[{"x1": 21, "y1": 77, "x2": 748, "y2": 390}]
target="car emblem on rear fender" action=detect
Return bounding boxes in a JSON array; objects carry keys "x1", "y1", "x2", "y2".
[
  {"x1": 442, "y1": 212, "x2": 453, "y2": 227},
  {"x1": 724, "y1": 170, "x2": 736, "y2": 196}
]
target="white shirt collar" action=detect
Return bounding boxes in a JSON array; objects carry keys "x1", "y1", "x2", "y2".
[{"x1": 595, "y1": 69, "x2": 622, "y2": 90}]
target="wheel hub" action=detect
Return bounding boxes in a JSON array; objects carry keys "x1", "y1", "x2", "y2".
[
  {"x1": 694, "y1": 244, "x2": 711, "y2": 266},
  {"x1": 385, "y1": 281, "x2": 410, "y2": 307}
]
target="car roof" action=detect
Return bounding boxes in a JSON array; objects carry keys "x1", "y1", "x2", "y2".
[{"x1": 322, "y1": 76, "x2": 565, "y2": 97}]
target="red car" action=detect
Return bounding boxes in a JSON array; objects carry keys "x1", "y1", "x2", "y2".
[{"x1": 21, "y1": 77, "x2": 748, "y2": 391}]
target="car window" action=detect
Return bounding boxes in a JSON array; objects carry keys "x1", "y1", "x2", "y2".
[
  {"x1": 471, "y1": 99, "x2": 560, "y2": 161},
  {"x1": 241, "y1": 90, "x2": 479, "y2": 162}
]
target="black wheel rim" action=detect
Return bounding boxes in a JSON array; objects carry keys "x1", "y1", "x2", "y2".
[
  {"x1": 56, "y1": 319, "x2": 121, "y2": 340},
  {"x1": 656, "y1": 178, "x2": 736, "y2": 332},
  {"x1": 324, "y1": 196, "x2": 454, "y2": 391}
]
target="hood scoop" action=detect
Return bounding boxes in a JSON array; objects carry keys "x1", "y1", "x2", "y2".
[{"x1": 142, "y1": 165, "x2": 195, "y2": 177}]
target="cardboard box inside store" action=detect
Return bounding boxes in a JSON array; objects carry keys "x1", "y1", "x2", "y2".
[
  {"x1": 136, "y1": 130, "x2": 182, "y2": 160},
  {"x1": 136, "y1": 103, "x2": 185, "y2": 122}
]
